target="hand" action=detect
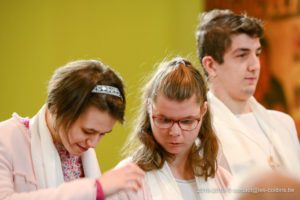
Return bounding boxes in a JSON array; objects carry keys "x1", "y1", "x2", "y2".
[{"x1": 98, "y1": 162, "x2": 145, "y2": 197}]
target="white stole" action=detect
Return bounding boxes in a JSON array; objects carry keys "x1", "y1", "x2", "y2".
[
  {"x1": 208, "y1": 91, "x2": 300, "y2": 177},
  {"x1": 146, "y1": 162, "x2": 225, "y2": 200},
  {"x1": 30, "y1": 105, "x2": 101, "y2": 189}
]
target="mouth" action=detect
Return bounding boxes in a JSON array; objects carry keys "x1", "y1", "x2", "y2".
[
  {"x1": 169, "y1": 142, "x2": 181, "y2": 146},
  {"x1": 245, "y1": 77, "x2": 256, "y2": 81},
  {"x1": 77, "y1": 144, "x2": 88, "y2": 152},
  {"x1": 244, "y1": 77, "x2": 257, "y2": 84}
]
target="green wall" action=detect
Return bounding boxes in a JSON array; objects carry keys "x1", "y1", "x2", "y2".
[{"x1": 0, "y1": 0, "x2": 204, "y2": 172}]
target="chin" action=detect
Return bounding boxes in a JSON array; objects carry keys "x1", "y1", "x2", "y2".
[
  {"x1": 69, "y1": 150, "x2": 81, "y2": 156},
  {"x1": 165, "y1": 147, "x2": 182, "y2": 155},
  {"x1": 243, "y1": 88, "x2": 256, "y2": 96},
  {"x1": 67, "y1": 146, "x2": 82, "y2": 156}
]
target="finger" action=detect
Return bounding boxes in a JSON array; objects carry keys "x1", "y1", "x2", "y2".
[
  {"x1": 127, "y1": 163, "x2": 145, "y2": 176},
  {"x1": 135, "y1": 166, "x2": 145, "y2": 176},
  {"x1": 131, "y1": 176, "x2": 142, "y2": 188},
  {"x1": 126, "y1": 181, "x2": 139, "y2": 193}
]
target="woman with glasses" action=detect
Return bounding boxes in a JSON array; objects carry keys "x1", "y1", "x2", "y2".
[{"x1": 108, "y1": 58, "x2": 231, "y2": 200}]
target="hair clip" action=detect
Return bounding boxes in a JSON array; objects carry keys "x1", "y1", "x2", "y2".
[
  {"x1": 175, "y1": 60, "x2": 185, "y2": 66},
  {"x1": 91, "y1": 85, "x2": 123, "y2": 100}
]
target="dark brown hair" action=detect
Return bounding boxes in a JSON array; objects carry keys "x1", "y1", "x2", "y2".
[
  {"x1": 124, "y1": 57, "x2": 218, "y2": 180},
  {"x1": 196, "y1": 9, "x2": 263, "y2": 77},
  {"x1": 47, "y1": 60, "x2": 125, "y2": 133}
]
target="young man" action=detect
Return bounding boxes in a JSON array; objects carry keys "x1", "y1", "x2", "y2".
[{"x1": 196, "y1": 9, "x2": 300, "y2": 176}]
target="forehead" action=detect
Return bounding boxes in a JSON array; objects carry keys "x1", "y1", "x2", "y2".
[
  {"x1": 76, "y1": 106, "x2": 116, "y2": 132},
  {"x1": 153, "y1": 93, "x2": 201, "y2": 118},
  {"x1": 227, "y1": 33, "x2": 261, "y2": 53}
]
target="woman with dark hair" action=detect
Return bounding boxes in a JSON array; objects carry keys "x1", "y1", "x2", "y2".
[
  {"x1": 109, "y1": 58, "x2": 231, "y2": 200},
  {"x1": 0, "y1": 60, "x2": 144, "y2": 200}
]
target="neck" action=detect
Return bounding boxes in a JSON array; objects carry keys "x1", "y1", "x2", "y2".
[
  {"x1": 45, "y1": 108, "x2": 61, "y2": 144},
  {"x1": 167, "y1": 153, "x2": 194, "y2": 180},
  {"x1": 210, "y1": 88, "x2": 252, "y2": 115}
]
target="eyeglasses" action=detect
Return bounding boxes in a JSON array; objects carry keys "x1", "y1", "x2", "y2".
[{"x1": 152, "y1": 116, "x2": 201, "y2": 131}]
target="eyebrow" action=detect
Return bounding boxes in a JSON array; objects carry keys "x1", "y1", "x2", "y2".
[
  {"x1": 155, "y1": 113, "x2": 200, "y2": 119},
  {"x1": 103, "y1": 130, "x2": 113, "y2": 134},
  {"x1": 256, "y1": 47, "x2": 262, "y2": 52},
  {"x1": 84, "y1": 128, "x2": 113, "y2": 134},
  {"x1": 232, "y1": 46, "x2": 262, "y2": 54}
]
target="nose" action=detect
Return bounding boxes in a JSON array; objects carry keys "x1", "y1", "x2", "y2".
[
  {"x1": 248, "y1": 53, "x2": 260, "y2": 72},
  {"x1": 169, "y1": 122, "x2": 181, "y2": 137},
  {"x1": 87, "y1": 134, "x2": 102, "y2": 148}
]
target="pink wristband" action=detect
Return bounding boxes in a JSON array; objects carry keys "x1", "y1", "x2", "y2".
[{"x1": 95, "y1": 179, "x2": 105, "y2": 200}]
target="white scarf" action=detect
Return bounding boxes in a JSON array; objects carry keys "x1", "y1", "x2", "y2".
[
  {"x1": 146, "y1": 162, "x2": 226, "y2": 200},
  {"x1": 208, "y1": 92, "x2": 300, "y2": 176},
  {"x1": 30, "y1": 105, "x2": 101, "y2": 189}
]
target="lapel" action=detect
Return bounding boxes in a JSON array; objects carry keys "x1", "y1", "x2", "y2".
[
  {"x1": 30, "y1": 105, "x2": 64, "y2": 189},
  {"x1": 249, "y1": 97, "x2": 300, "y2": 174},
  {"x1": 208, "y1": 92, "x2": 266, "y2": 153},
  {"x1": 208, "y1": 91, "x2": 300, "y2": 176},
  {"x1": 146, "y1": 162, "x2": 223, "y2": 200},
  {"x1": 146, "y1": 162, "x2": 183, "y2": 200},
  {"x1": 81, "y1": 148, "x2": 101, "y2": 178}
]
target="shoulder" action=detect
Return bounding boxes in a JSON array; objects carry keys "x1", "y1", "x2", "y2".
[
  {"x1": 266, "y1": 110, "x2": 299, "y2": 146},
  {"x1": 114, "y1": 157, "x2": 133, "y2": 169},
  {"x1": 0, "y1": 113, "x2": 29, "y2": 131},
  {"x1": 268, "y1": 110, "x2": 294, "y2": 121},
  {"x1": 0, "y1": 113, "x2": 31, "y2": 149},
  {"x1": 267, "y1": 110, "x2": 295, "y2": 128},
  {"x1": 0, "y1": 114, "x2": 32, "y2": 173}
]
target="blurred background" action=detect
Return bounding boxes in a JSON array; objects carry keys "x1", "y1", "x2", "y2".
[
  {"x1": 0, "y1": 0, "x2": 202, "y2": 172},
  {"x1": 0, "y1": 0, "x2": 299, "y2": 172}
]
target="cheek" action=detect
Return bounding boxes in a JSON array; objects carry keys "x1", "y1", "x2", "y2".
[
  {"x1": 151, "y1": 127, "x2": 160, "y2": 140},
  {"x1": 151, "y1": 127, "x2": 166, "y2": 144},
  {"x1": 191, "y1": 131, "x2": 199, "y2": 142},
  {"x1": 257, "y1": 67, "x2": 261, "y2": 75},
  {"x1": 58, "y1": 131, "x2": 68, "y2": 145},
  {"x1": 98, "y1": 135, "x2": 104, "y2": 143},
  {"x1": 67, "y1": 130, "x2": 86, "y2": 144},
  {"x1": 190, "y1": 125, "x2": 201, "y2": 141}
]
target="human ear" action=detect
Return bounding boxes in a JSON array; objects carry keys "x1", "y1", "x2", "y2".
[
  {"x1": 201, "y1": 101, "x2": 208, "y2": 117},
  {"x1": 146, "y1": 98, "x2": 151, "y2": 113},
  {"x1": 202, "y1": 56, "x2": 217, "y2": 78}
]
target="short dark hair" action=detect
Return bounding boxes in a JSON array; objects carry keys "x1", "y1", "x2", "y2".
[
  {"x1": 196, "y1": 9, "x2": 263, "y2": 77},
  {"x1": 47, "y1": 60, "x2": 125, "y2": 133}
]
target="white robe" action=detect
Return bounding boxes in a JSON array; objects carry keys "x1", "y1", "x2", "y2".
[
  {"x1": 208, "y1": 91, "x2": 300, "y2": 177},
  {"x1": 146, "y1": 162, "x2": 228, "y2": 200},
  {"x1": 107, "y1": 159, "x2": 230, "y2": 200}
]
